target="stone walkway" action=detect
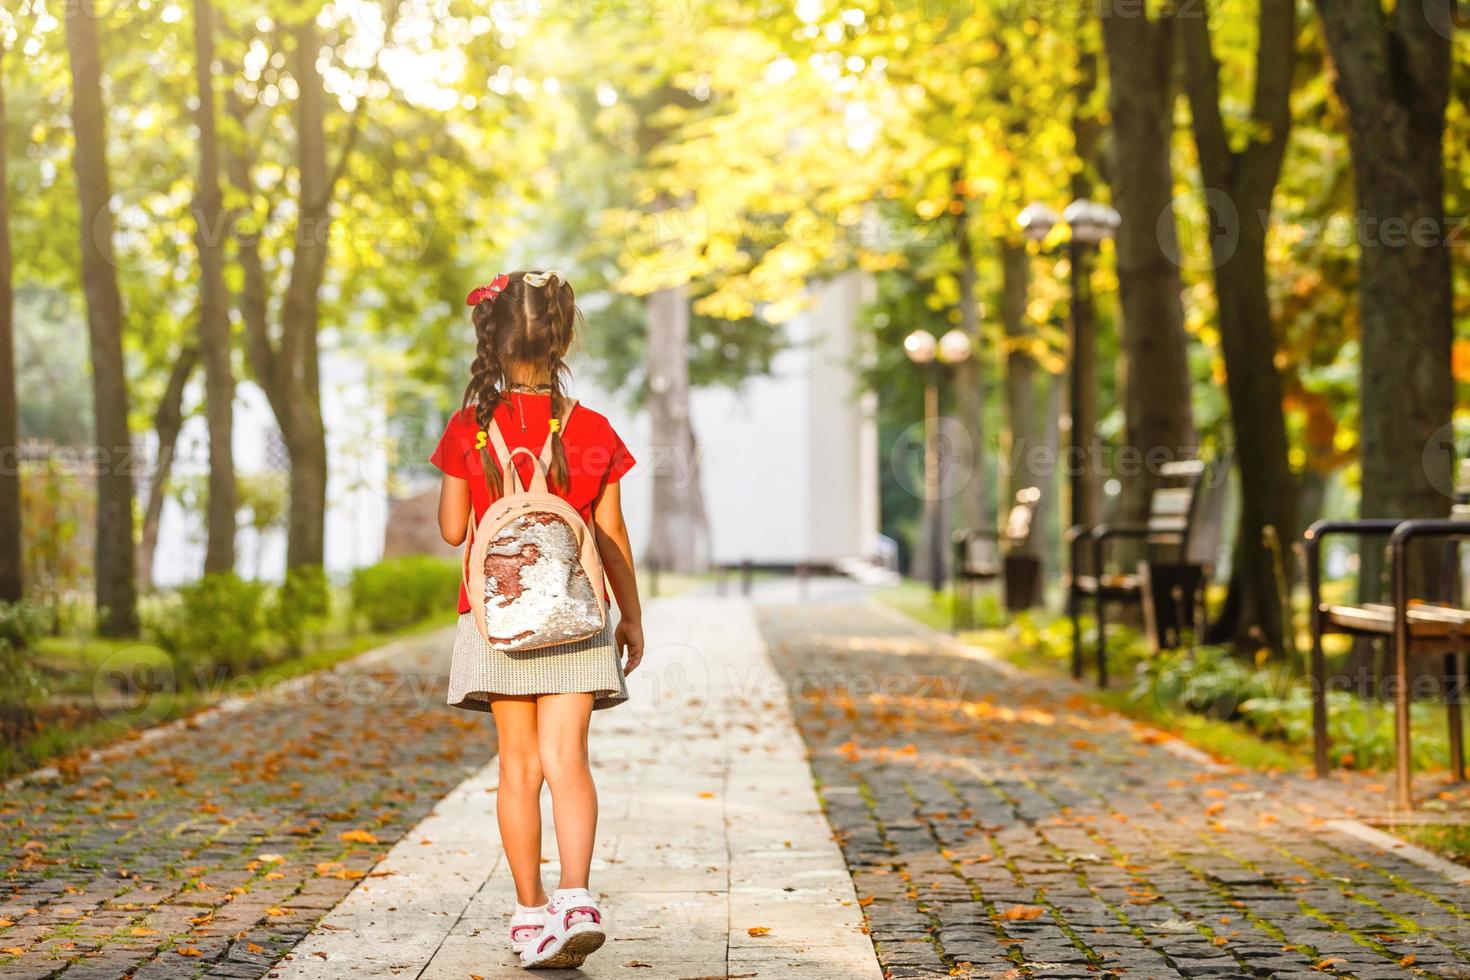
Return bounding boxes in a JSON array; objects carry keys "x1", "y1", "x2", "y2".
[
  {"x1": 8, "y1": 590, "x2": 1470, "y2": 980},
  {"x1": 758, "y1": 601, "x2": 1470, "y2": 980},
  {"x1": 270, "y1": 597, "x2": 878, "y2": 979}
]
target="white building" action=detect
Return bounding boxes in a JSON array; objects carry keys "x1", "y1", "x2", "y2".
[
  {"x1": 605, "y1": 271, "x2": 880, "y2": 569},
  {"x1": 150, "y1": 340, "x2": 390, "y2": 587}
]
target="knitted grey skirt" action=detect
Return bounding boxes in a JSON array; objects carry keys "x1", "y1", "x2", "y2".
[{"x1": 446, "y1": 613, "x2": 629, "y2": 712}]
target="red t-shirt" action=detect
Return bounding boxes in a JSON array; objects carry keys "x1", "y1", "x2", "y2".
[{"x1": 430, "y1": 393, "x2": 635, "y2": 613}]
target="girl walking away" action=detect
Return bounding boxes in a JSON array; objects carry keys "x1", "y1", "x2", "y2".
[{"x1": 432, "y1": 270, "x2": 644, "y2": 970}]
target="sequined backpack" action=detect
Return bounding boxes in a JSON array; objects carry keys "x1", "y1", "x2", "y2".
[{"x1": 461, "y1": 400, "x2": 607, "y2": 652}]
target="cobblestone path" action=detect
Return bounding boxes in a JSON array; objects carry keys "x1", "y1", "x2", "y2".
[
  {"x1": 0, "y1": 627, "x2": 491, "y2": 980},
  {"x1": 758, "y1": 603, "x2": 1470, "y2": 980}
]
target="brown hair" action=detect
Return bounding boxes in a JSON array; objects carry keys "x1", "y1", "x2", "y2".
[{"x1": 460, "y1": 271, "x2": 582, "y2": 494}]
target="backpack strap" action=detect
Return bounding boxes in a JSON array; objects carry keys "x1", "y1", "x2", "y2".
[
  {"x1": 477, "y1": 417, "x2": 517, "y2": 496},
  {"x1": 480, "y1": 397, "x2": 578, "y2": 494},
  {"x1": 506, "y1": 447, "x2": 549, "y2": 494}
]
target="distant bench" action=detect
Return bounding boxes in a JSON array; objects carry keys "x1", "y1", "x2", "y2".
[
  {"x1": 951, "y1": 487, "x2": 1042, "y2": 631},
  {"x1": 1067, "y1": 460, "x2": 1216, "y2": 687}
]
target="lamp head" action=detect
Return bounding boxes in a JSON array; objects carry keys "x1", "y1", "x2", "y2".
[
  {"x1": 937, "y1": 328, "x2": 973, "y2": 365},
  {"x1": 903, "y1": 329, "x2": 938, "y2": 365},
  {"x1": 1063, "y1": 199, "x2": 1120, "y2": 245},
  {"x1": 1017, "y1": 202, "x2": 1059, "y2": 242}
]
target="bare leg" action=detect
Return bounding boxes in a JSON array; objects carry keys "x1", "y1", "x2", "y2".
[
  {"x1": 489, "y1": 696, "x2": 548, "y2": 907},
  {"x1": 536, "y1": 693, "x2": 597, "y2": 890}
]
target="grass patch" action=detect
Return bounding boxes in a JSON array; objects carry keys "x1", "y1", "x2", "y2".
[
  {"x1": 1376, "y1": 823, "x2": 1470, "y2": 868},
  {"x1": 639, "y1": 568, "x2": 715, "y2": 599},
  {"x1": 959, "y1": 620, "x2": 1311, "y2": 773},
  {"x1": 2, "y1": 611, "x2": 456, "y2": 783},
  {"x1": 878, "y1": 578, "x2": 1006, "y2": 633},
  {"x1": 872, "y1": 582, "x2": 1390, "y2": 777}
]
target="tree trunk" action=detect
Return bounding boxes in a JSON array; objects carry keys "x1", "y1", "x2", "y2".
[
  {"x1": 1039, "y1": 372, "x2": 1063, "y2": 578},
  {"x1": 645, "y1": 284, "x2": 708, "y2": 574},
  {"x1": 1100, "y1": 10, "x2": 1196, "y2": 525},
  {"x1": 1179, "y1": 0, "x2": 1298, "y2": 654},
  {"x1": 65, "y1": 7, "x2": 138, "y2": 636},
  {"x1": 1070, "y1": 41, "x2": 1103, "y2": 569},
  {"x1": 278, "y1": 20, "x2": 330, "y2": 571},
  {"x1": 0, "y1": 43, "x2": 21, "y2": 604},
  {"x1": 1316, "y1": 0, "x2": 1454, "y2": 536},
  {"x1": 1000, "y1": 241, "x2": 1039, "y2": 557},
  {"x1": 952, "y1": 188, "x2": 989, "y2": 539},
  {"x1": 228, "y1": 23, "x2": 331, "y2": 574},
  {"x1": 193, "y1": 0, "x2": 236, "y2": 575},
  {"x1": 137, "y1": 346, "x2": 199, "y2": 589}
]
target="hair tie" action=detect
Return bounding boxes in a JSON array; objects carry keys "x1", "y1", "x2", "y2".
[
  {"x1": 548, "y1": 418, "x2": 561, "y2": 434},
  {"x1": 466, "y1": 273, "x2": 510, "y2": 307},
  {"x1": 522, "y1": 269, "x2": 565, "y2": 288}
]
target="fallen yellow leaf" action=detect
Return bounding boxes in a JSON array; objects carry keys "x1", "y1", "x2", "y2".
[{"x1": 999, "y1": 905, "x2": 1045, "y2": 921}]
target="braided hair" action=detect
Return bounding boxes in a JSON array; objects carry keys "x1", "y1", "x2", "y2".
[{"x1": 460, "y1": 271, "x2": 581, "y2": 493}]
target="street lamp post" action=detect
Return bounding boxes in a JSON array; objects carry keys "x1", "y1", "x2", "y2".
[
  {"x1": 1018, "y1": 199, "x2": 1119, "y2": 551},
  {"x1": 904, "y1": 327, "x2": 974, "y2": 595}
]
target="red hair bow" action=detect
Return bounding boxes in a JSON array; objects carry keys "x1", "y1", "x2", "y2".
[{"x1": 466, "y1": 273, "x2": 510, "y2": 307}]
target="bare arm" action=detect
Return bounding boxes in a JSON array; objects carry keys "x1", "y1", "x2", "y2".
[
  {"x1": 437, "y1": 474, "x2": 471, "y2": 545},
  {"x1": 593, "y1": 480, "x2": 644, "y2": 672}
]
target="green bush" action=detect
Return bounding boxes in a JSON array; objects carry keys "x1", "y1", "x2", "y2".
[
  {"x1": 269, "y1": 565, "x2": 331, "y2": 655},
  {"x1": 351, "y1": 556, "x2": 461, "y2": 632},
  {"x1": 0, "y1": 600, "x2": 47, "y2": 649},
  {"x1": 1119, "y1": 640, "x2": 1450, "y2": 772},
  {"x1": 150, "y1": 573, "x2": 268, "y2": 681},
  {"x1": 0, "y1": 601, "x2": 48, "y2": 744}
]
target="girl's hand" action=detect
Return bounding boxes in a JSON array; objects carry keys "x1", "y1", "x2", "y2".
[{"x1": 615, "y1": 619, "x2": 645, "y2": 674}]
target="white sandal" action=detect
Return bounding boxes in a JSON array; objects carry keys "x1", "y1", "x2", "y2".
[
  {"x1": 519, "y1": 888, "x2": 605, "y2": 969},
  {"x1": 509, "y1": 902, "x2": 547, "y2": 956}
]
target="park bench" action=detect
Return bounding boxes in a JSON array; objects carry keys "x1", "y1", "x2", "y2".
[
  {"x1": 951, "y1": 487, "x2": 1042, "y2": 630},
  {"x1": 1304, "y1": 517, "x2": 1470, "y2": 810},
  {"x1": 1067, "y1": 459, "x2": 1213, "y2": 687}
]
